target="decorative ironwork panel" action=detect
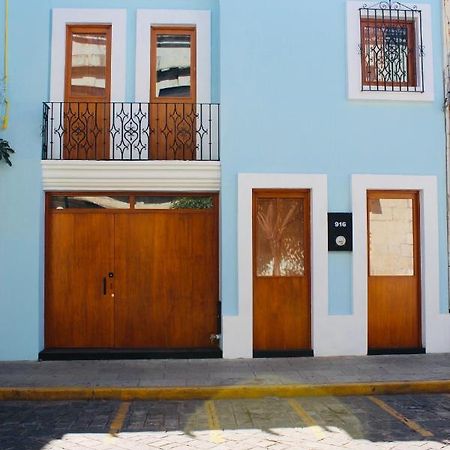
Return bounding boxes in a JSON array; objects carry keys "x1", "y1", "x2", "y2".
[
  {"x1": 42, "y1": 103, "x2": 50, "y2": 160},
  {"x1": 359, "y1": 1, "x2": 424, "y2": 92},
  {"x1": 42, "y1": 102, "x2": 220, "y2": 161}
]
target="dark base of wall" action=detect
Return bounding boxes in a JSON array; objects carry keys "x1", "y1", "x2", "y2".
[
  {"x1": 253, "y1": 350, "x2": 314, "y2": 358},
  {"x1": 368, "y1": 347, "x2": 426, "y2": 355},
  {"x1": 39, "y1": 348, "x2": 223, "y2": 361}
]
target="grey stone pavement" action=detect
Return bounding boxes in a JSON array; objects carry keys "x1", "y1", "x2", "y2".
[{"x1": 0, "y1": 353, "x2": 449, "y2": 387}]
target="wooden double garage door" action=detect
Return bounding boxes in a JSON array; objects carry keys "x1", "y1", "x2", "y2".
[{"x1": 45, "y1": 193, "x2": 219, "y2": 350}]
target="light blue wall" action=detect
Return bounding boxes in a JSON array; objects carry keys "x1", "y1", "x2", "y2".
[
  {"x1": 0, "y1": 0, "x2": 447, "y2": 360},
  {"x1": 220, "y1": 0, "x2": 448, "y2": 316},
  {"x1": 0, "y1": 0, "x2": 219, "y2": 360}
]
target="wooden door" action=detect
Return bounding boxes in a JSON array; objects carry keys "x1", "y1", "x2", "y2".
[
  {"x1": 64, "y1": 25, "x2": 112, "y2": 160},
  {"x1": 114, "y1": 195, "x2": 219, "y2": 348},
  {"x1": 45, "y1": 209, "x2": 115, "y2": 348},
  {"x1": 253, "y1": 190, "x2": 311, "y2": 353},
  {"x1": 367, "y1": 191, "x2": 421, "y2": 351},
  {"x1": 150, "y1": 27, "x2": 197, "y2": 160},
  {"x1": 113, "y1": 213, "x2": 163, "y2": 347},
  {"x1": 46, "y1": 193, "x2": 218, "y2": 350}
]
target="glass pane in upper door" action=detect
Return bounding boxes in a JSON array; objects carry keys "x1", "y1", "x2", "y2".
[
  {"x1": 256, "y1": 198, "x2": 305, "y2": 277},
  {"x1": 368, "y1": 197, "x2": 414, "y2": 276},
  {"x1": 155, "y1": 33, "x2": 192, "y2": 98},
  {"x1": 51, "y1": 196, "x2": 130, "y2": 210},
  {"x1": 135, "y1": 196, "x2": 213, "y2": 210},
  {"x1": 70, "y1": 31, "x2": 108, "y2": 97}
]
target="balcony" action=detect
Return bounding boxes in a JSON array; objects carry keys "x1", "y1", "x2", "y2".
[{"x1": 42, "y1": 102, "x2": 220, "y2": 162}]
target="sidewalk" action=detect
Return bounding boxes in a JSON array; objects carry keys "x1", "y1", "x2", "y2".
[{"x1": 0, "y1": 354, "x2": 449, "y2": 400}]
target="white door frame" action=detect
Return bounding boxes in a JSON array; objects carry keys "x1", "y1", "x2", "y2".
[
  {"x1": 352, "y1": 174, "x2": 450, "y2": 353},
  {"x1": 222, "y1": 173, "x2": 328, "y2": 359}
]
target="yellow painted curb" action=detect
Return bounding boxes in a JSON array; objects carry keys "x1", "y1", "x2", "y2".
[{"x1": 1, "y1": 380, "x2": 450, "y2": 401}]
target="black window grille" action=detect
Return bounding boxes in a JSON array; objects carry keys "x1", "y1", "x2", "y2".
[{"x1": 359, "y1": 1, "x2": 424, "y2": 92}]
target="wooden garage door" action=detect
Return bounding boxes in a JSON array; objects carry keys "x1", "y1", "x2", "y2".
[{"x1": 45, "y1": 193, "x2": 219, "y2": 349}]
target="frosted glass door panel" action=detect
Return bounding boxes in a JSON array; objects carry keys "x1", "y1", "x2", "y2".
[
  {"x1": 368, "y1": 198, "x2": 414, "y2": 276},
  {"x1": 256, "y1": 198, "x2": 305, "y2": 277}
]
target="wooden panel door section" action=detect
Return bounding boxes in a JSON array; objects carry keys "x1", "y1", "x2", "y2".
[
  {"x1": 114, "y1": 205, "x2": 218, "y2": 348},
  {"x1": 367, "y1": 191, "x2": 421, "y2": 351},
  {"x1": 150, "y1": 27, "x2": 197, "y2": 160},
  {"x1": 113, "y1": 214, "x2": 163, "y2": 348},
  {"x1": 64, "y1": 25, "x2": 112, "y2": 160},
  {"x1": 253, "y1": 190, "x2": 311, "y2": 353},
  {"x1": 45, "y1": 193, "x2": 219, "y2": 350},
  {"x1": 162, "y1": 207, "x2": 218, "y2": 348},
  {"x1": 45, "y1": 212, "x2": 115, "y2": 348}
]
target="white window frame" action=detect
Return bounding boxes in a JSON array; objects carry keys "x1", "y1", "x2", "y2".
[
  {"x1": 135, "y1": 10, "x2": 211, "y2": 103},
  {"x1": 50, "y1": 9, "x2": 127, "y2": 102},
  {"x1": 347, "y1": 1, "x2": 434, "y2": 101}
]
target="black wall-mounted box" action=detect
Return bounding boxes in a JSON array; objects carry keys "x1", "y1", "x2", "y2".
[{"x1": 328, "y1": 213, "x2": 353, "y2": 251}]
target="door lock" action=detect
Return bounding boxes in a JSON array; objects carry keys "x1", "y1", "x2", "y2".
[{"x1": 210, "y1": 334, "x2": 221, "y2": 343}]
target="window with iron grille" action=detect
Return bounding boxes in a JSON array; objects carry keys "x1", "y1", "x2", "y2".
[{"x1": 359, "y1": 1, "x2": 424, "y2": 92}]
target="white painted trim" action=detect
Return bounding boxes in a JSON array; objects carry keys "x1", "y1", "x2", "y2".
[
  {"x1": 222, "y1": 173, "x2": 328, "y2": 359},
  {"x1": 346, "y1": 2, "x2": 434, "y2": 101},
  {"x1": 352, "y1": 174, "x2": 450, "y2": 354},
  {"x1": 135, "y1": 10, "x2": 211, "y2": 103},
  {"x1": 41, "y1": 161, "x2": 221, "y2": 192},
  {"x1": 50, "y1": 9, "x2": 127, "y2": 102},
  {"x1": 443, "y1": 0, "x2": 450, "y2": 314}
]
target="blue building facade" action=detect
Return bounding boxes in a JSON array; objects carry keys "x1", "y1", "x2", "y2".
[{"x1": 0, "y1": 0, "x2": 449, "y2": 360}]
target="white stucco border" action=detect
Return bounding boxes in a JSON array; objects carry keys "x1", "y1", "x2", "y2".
[
  {"x1": 352, "y1": 174, "x2": 450, "y2": 353},
  {"x1": 135, "y1": 10, "x2": 211, "y2": 103},
  {"x1": 222, "y1": 173, "x2": 328, "y2": 359},
  {"x1": 41, "y1": 160, "x2": 221, "y2": 192},
  {"x1": 346, "y1": 2, "x2": 434, "y2": 101},
  {"x1": 50, "y1": 9, "x2": 127, "y2": 101}
]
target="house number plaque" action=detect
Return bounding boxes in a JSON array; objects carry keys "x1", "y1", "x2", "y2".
[{"x1": 328, "y1": 213, "x2": 353, "y2": 251}]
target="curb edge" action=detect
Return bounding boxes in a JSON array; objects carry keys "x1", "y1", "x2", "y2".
[{"x1": 1, "y1": 380, "x2": 450, "y2": 401}]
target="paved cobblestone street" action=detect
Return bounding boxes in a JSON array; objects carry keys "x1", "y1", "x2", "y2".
[{"x1": 1, "y1": 394, "x2": 450, "y2": 449}]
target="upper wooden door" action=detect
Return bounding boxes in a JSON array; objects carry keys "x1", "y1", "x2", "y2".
[
  {"x1": 253, "y1": 190, "x2": 311, "y2": 353},
  {"x1": 45, "y1": 208, "x2": 115, "y2": 348},
  {"x1": 150, "y1": 27, "x2": 197, "y2": 160},
  {"x1": 64, "y1": 25, "x2": 112, "y2": 159},
  {"x1": 367, "y1": 191, "x2": 422, "y2": 351}
]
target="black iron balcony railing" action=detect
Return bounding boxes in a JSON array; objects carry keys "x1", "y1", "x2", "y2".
[{"x1": 42, "y1": 102, "x2": 220, "y2": 161}]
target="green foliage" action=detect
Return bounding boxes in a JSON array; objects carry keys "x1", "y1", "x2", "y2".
[
  {"x1": 0, "y1": 138, "x2": 14, "y2": 166},
  {"x1": 171, "y1": 197, "x2": 213, "y2": 209}
]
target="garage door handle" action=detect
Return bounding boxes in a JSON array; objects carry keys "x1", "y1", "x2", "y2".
[{"x1": 102, "y1": 277, "x2": 106, "y2": 295}]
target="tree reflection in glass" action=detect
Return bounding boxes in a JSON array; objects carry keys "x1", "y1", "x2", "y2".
[{"x1": 256, "y1": 198, "x2": 305, "y2": 276}]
